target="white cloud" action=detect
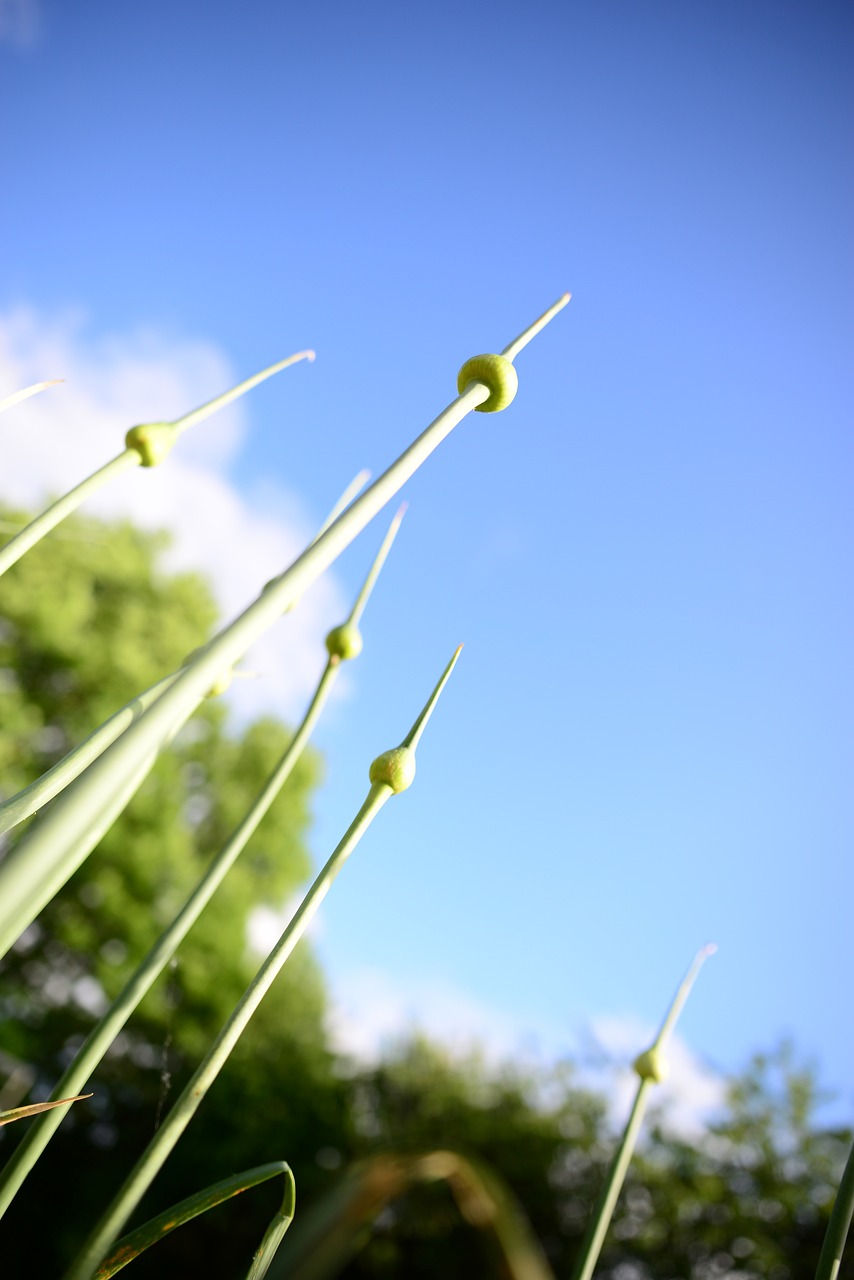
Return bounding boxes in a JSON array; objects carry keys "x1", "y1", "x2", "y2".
[
  {"x1": 0, "y1": 0, "x2": 40, "y2": 47},
  {"x1": 247, "y1": 895, "x2": 326, "y2": 956},
  {"x1": 0, "y1": 305, "x2": 346, "y2": 721},
  {"x1": 588, "y1": 1012, "x2": 727, "y2": 1139},
  {"x1": 323, "y1": 965, "x2": 725, "y2": 1139},
  {"x1": 325, "y1": 967, "x2": 545, "y2": 1068}
]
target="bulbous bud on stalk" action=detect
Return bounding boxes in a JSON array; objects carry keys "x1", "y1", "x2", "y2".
[
  {"x1": 125, "y1": 422, "x2": 177, "y2": 467},
  {"x1": 325, "y1": 622, "x2": 363, "y2": 662},
  {"x1": 369, "y1": 746, "x2": 416, "y2": 794},
  {"x1": 456, "y1": 353, "x2": 519, "y2": 412},
  {"x1": 182, "y1": 648, "x2": 232, "y2": 699},
  {"x1": 633, "y1": 1046, "x2": 670, "y2": 1084}
]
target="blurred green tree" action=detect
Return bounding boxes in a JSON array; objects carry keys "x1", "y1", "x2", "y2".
[{"x1": 332, "y1": 1039, "x2": 850, "y2": 1280}]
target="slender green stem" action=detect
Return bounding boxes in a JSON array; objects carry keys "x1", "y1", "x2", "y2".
[
  {"x1": 0, "y1": 351, "x2": 313, "y2": 581},
  {"x1": 570, "y1": 1081, "x2": 652, "y2": 1280},
  {"x1": 0, "y1": 294, "x2": 566, "y2": 961},
  {"x1": 171, "y1": 350, "x2": 314, "y2": 438},
  {"x1": 0, "y1": 468, "x2": 370, "y2": 837},
  {"x1": 0, "y1": 673, "x2": 178, "y2": 835},
  {"x1": 0, "y1": 379, "x2": 63, "y2": 413},
  {"x1": 501, "y1": 293, "x2": 571, "y2": 362},
  {"x1": 570, "y1": 944, "x2": 716, "y2": 1280},
  {"x1": 64, "y1": 648, "x2": 459, "y2": 1280},
  {"x1": 313, "y1": 469, "x2": 371, "y2": 541},
  {"x1": 816, "y1": 1135, "x2": 854, "y2": 1280},
  {"x1": 0, "y1": 673, "x2": 331, "y2": 1217},
  {"x1": 0, "y1": 450, "x2": 141, "y2": 580},
  {"x1": 653, "y1": 942, "x2": 717, "y2": 1054},
  {"x1": 401, "y1": 642, "x2": 461, "y2": 750},
  {"x1": 0, "y1": 508, "x2": 403, "y2": 1215},
  {"x1": 278, "y1": 468, "x2": 372, "y2": 612},
  {"x1": 64, "y1": 783, "x2": 390, "y2": 1280},
  {"x1": 349, "y1": 504, "x2": 406, "y2": 627}
]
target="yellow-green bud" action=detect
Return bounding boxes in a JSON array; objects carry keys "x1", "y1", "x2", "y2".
[
  {"x1": 456, "y1": 353, "x2": 518, "y2": 413},
  {"x1": 325, "y1": 622, "x2": 363, "y2": 662},
  {"x1": 206, "y1": 670, "x2": 232, "y2": 698},
  {"x1": 633, "y1": 1046, "x2": 670, "y2": 1084},
  {"x1": 125, "y1": 422, "x2": 177, "y2": 467},
  {"x1": 182, "y1": 647, "x2": 232, "y2": 699},
  {"x1": 369, "y1": 746, "x2": 416, "y2": 794}
]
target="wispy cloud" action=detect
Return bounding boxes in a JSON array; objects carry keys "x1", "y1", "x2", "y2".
[
  {"x1": 322, "y1": 965, "x2": 726, "y2": 1139},
  {"x1": 588, "y1": 1012, "x2": 726, "y2": 1139},
  {"x1": 0, "y1": 305, "x2": 346, "y2": 721},
  {"x1": 0, "y1": 0, "x2": 41, "y2": 47}
]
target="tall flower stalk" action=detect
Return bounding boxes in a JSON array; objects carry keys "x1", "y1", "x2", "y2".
[
  {"x1": 0, "y1": 351, "x2": 313, "y2": 580},
  {"x1": 0, "y1": 294, "x2": 569, "y2": 961},
  {"x1": 570, "y1": 944, "x2": 717, "y2": 1280},
  {"x1": 0, "y1": 502, "x2": 403, "y2": 1216},
  {"x1": 64, "y1": 645, "x2": 462, "y2": 1280}
]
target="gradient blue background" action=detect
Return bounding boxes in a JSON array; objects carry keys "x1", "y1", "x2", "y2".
[{"x1": 1, "y1": 0, "x2": 851, "y2": 1118}]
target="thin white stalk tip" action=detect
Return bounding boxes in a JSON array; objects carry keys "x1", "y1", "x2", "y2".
[{"x1": 0, "y1": 379, "x2": 64, "y2": 414}]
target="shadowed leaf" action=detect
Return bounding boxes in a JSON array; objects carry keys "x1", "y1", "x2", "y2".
[{"x1": 0, "y1": 1094, "x2": 92, "y2": 1127}]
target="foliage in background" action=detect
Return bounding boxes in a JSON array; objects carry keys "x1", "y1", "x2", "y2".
[{"x1": 0, "y1": 509, "x2": 849, "y2": 1277}]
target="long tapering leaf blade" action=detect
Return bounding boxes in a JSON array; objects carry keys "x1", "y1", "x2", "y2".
[{"x1": 93, "y1": 1162, "x2": 294, "y2": 1279}]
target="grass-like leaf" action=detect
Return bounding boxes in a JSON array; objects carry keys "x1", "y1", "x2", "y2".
[
  {"x1": 93, "y1": 1161, "x2": 295, "y2": 1279},
  {"x1": 0, "y1": 1094, "x2": 91, "y2": 1127}
]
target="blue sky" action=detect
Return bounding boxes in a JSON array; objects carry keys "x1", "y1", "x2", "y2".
[{"x1": 1, "y1": 0, "x2": 852, "y2": 1125}]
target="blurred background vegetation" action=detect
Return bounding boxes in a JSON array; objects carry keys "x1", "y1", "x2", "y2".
[{"x1": 0, "y1": 508, "x2": 848, "y2": 1278}]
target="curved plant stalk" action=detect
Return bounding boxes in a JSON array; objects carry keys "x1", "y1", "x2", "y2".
[
  {"x1": 501, "y1": 293, "x2": 570, "y2": 361},
  {"x1": 0, "y1": 294, "x2": 568, "y2": 963},
  {"x1": 0, "y1": 450, "x2": 143, "y2": 580},
  {"x1": 91, "y1": 1161, "x2": 294, "y2": 1279},
  {"x1": 816, "y1": 1134, "x2": 854, "y2": 1280},
  {"x1": 0, "y1": 379, "x2": 63, "y2": 413},
  {"x1": 570, "y1": 943, "x2": 717, "y2": 1280},
  {"x1": 308, "y1": 468, "x2": 372, "y2": 545},
  {"x1": 267, "y1": 1149, "x2": 553, "y2": 1280},
  {"x1": 64, "y1": 645, "x2": 462, "y2": 1280},
  {"x1": 0, "y1": 472, "x2": 373, "y2": 838},
  {"x1": 0, "y1": 503, "x2": 405, "y2": 1217},
  {"x1": 0, "y1": 672, "x2": 178, "y2": 835},
  {"x1": 0, "y1": 1094, "x2": 91, "y2": 1127},
  {"x1": 0, "y1": 351, "x2": 313, "y2": 581}
]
